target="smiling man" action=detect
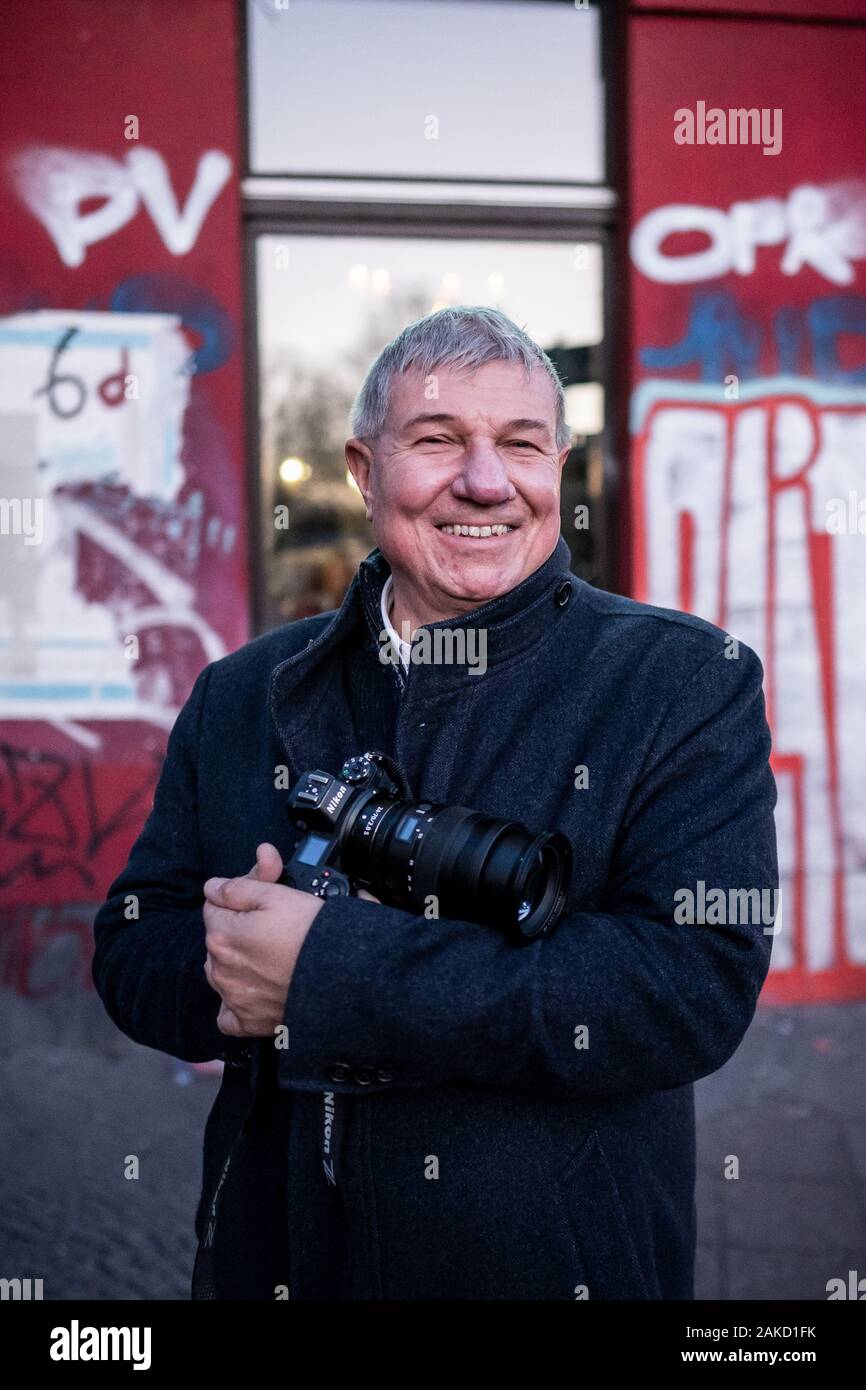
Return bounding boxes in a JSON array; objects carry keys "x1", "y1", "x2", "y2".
[
  {"x1": 350, "y1": 355, "x2": 568, "y2": 635},
  {"x1": 93, "y1": 305, "x2": 778, "y2": 1301}
]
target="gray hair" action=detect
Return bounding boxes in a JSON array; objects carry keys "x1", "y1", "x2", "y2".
[{"x1": 349, "y1": 305, "x2": 572, "y2": 451}]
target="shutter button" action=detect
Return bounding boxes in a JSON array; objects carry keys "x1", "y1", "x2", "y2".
[{"x1": 554, "y1": 581, "x2": 572, "y2": 608}]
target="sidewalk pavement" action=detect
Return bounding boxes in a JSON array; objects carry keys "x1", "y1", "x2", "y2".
[{"x1": 1, "y1": 980, "x2": 863, "y2": 1300}]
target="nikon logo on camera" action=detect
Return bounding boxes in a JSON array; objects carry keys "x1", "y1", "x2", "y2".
[
  {"x1": 325, "y1": 785, "x2": 348, "y2": 816},
  {"x1": 378, "y1": 623, "x2": 487, "y2": 676}
]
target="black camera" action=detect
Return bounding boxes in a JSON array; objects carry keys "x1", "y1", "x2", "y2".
[{"x1": 279, "y1": 750, "x2": 572, "y2": 942}]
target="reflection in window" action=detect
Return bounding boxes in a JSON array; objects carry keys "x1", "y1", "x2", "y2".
[{"x1": 256, "y1": 235, "x2": 605, "y2": 630}]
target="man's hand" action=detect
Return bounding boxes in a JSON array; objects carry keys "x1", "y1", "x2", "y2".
[
  {"x1": 203, "y1": 843, "x2": 323, "y2": 1038},
  {"x1": 203, "y1": 843, "x2": 380, "y2": 1038}
]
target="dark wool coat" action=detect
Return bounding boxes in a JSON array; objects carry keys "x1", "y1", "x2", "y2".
[{"x1": 92, "y1": 535, "x2": 778, "y2": 1300}]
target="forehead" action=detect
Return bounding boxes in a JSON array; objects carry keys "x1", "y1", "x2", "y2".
[{"x1": 387, "y1": 359, "x2": 558, "y2": 432}]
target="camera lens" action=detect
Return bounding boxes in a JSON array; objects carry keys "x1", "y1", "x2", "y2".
[
  {"x1": 517, "y1": 852, "x2": 546, "y2": 923},
  {"x1": 510, "y1": 840, "x2": 569, "y2": 939},
  {"x1": 339, "y1": 794, "x2": 571, "y2": 941}
]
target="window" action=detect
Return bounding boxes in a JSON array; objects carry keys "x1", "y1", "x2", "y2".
[{"x1": 245, "y1": 0, "x2": 613, "y2": 629}]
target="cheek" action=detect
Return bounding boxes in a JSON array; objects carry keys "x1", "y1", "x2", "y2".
[
  {"x1": 375, "y1": 462, "x2": 444, "y2": 517},
  {"x1": 525, "y1": 465, "x2": 563, "y2": 510}
]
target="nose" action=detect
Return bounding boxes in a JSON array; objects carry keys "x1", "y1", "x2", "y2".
[{"x1": 451, "y1": 442, "x2": 517, "y2": 507}]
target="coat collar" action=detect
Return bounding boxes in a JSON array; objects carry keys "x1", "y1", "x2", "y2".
[
  {"x1": 269, "y1": 534, "x2": 576, "y2": 745},
  {"x1": 357, "y1": 534, "x2": 575, "y2": 685}
]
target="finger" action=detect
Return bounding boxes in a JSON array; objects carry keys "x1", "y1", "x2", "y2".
[
  {"x1": 217, "y1": 1003, "x2": 243, "y2": 1036},
  {"x1": 204, "y1": 953, "x2": 215, "y2": 990},
  {"x1": 203, "y1": 899, "x2": 243, "y2": 942},
  {"x1": 203, "y1": 874, "x2": 271, "y2": 912},
  {"x1": 357, "y1": 888, "x2": 382, "y2": 903},
  {"x1": 249, "y1": 842, "x2": 283, "y2": 883}
]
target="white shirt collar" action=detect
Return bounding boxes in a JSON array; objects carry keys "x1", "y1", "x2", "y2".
[{"x1": 380, "y1": 575, "x2": 411, "y2": 670}]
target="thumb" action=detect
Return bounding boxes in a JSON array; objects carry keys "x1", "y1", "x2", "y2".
[{"x1": 248, "y1": 842, "x2": 284, "y2": 883}]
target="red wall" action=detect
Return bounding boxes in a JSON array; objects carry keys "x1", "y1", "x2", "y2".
[
  {"x1": 0, "y1": 0, "x2": 247, "y2": 986},
  {"x1": 627, "y1": 4, "x2": 866, "y2": 1001},
  {"x1": 631, "y1": 0, "x2": 866, "y2": 15}
]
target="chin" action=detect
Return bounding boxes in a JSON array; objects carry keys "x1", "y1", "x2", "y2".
[{"x1": 439, "y1": 559, "x2": 520, "y2": 603}]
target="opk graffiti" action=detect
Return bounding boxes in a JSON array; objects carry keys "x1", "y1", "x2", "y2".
[{"x1": 631, "y1": 181, "x2": 866, "y2": 286}]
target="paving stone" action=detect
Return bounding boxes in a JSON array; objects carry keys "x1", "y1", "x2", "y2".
[
  {"x1": 726, "y1": 1248, "x2": 864, "y2": 1302},
  {"x1": 724, "y1": 1175, "x2": 864, "y2": 1253},
  {"x1": 694, "y1": 1244, "x2": 722, "y2": 1300}
]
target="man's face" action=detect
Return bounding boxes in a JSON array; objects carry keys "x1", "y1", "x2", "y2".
[{"x1": 346, "y1": 359, "x2": 569, "y2": 622}]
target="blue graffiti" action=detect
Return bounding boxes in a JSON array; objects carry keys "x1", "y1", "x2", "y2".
[
  {"x1": 809, "y1": 298, "x2": 866, "y2": 384},
  {"x1": 641, "y1": 291, "x2": 866, "y2": 384},
  {"x1": 110, "y1": 272, "x2": 235, "y2": 375},
  {"x1": 641, "y1": 292, "x2": 761, "y2": 382}
]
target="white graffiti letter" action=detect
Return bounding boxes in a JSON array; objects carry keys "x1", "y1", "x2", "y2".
[
  {"x1": 629, "y1": 203, "x2": 732, "y2": 284},
  {"x1": 125, "y1": 147, "x2": 231, "y2": 256},
  {"x1": 10, "y1": 147, "x2": 139, "y2": 269}
]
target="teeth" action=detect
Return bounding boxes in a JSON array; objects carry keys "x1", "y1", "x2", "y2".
[{"x1": 439, "y1": 523, "x2": 514, "y2": 536}]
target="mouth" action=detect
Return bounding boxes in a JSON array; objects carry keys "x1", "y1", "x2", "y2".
[{"x1": 436, "y1": 522, "x2": 517, "y2": 538}]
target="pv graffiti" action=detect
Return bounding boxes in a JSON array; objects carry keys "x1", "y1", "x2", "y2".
[{"x1": 8, "y1": 144, "x2": 231, "y2": 268}]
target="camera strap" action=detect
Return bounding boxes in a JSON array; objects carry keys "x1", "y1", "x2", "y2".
[
  {"x1": 322, "y1": 1090, "x2": 345, "y2": 1188},
  {"x1": 191, "y1": 1044, "x2": 269, "y2": 1300}
]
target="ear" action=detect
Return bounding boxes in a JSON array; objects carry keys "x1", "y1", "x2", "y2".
[{"x1": 346, "y1": 437, "x2": 374, "y2": 517}]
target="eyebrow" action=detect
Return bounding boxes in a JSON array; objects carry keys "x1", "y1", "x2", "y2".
[{"x1": 401, "y1": 412, "x2": 551, "y2": 435}]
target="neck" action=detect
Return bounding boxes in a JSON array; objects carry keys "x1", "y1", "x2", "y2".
[
  {"x1": 380, "y1": 537, "x2": 567, "y2": 638},
  {"x1": 389, "y1": 584, "x2": 479, "y2": 637}
]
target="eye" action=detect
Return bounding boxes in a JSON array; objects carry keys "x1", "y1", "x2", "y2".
[
  {"x1": 506, "y1": 440, "x2": 536, "y2": 450},
  {"x1": 417, "y1": 435, "x2": 451, "y2": 444}
]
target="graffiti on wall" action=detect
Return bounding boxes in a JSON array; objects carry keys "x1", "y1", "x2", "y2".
[
  {"x1": 632, "y1": 378, "x2": 866, "y2": 998},
  {"x1": 9, "y1": 145, "x2": 232, "y2": 268},
  {"x1": 1, "y1": 904, "x2": 99, "y2": 997},
  {"x1": 631, "y1": 183, "x2": 866, "y2": 1001},
  {"x1": 0, "y1": 735, "x2": 161, "y2": 896},
  {"x1": 0, "y1": 4, "x2": 246, "y2": 1015},
  {"x1": 0, "y1": 308, "x2": 231, "y2": 733},
  {"x1": 0, "y1": 105, "x2": 244, "y2": 932},
  {"x1": 631, "y1": 180, "x2": 866, "y2": 287}
]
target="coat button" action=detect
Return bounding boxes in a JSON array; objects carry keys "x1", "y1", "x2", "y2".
[
  {"x1": 353, "y1": 1065, "x2": 375, "y2": 1085},
  {"x1": 374, "y1": 1067, "x2": 394, "y2": 1083},
  {"x1": 327, "y1": 1062, "x2": 351, "y2": 1083},
  {"x1": 554, "y1": 581, "x2": 572, "y2": 608}
]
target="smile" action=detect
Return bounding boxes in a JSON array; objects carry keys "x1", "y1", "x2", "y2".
[{"x1": 437, "y1": 523, "x2": 515, "y2": 537}]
